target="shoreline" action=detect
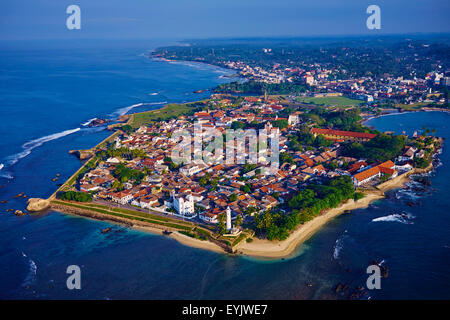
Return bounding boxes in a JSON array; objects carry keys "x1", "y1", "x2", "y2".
[
  {"x1": 50, "y1": 201, "x2": 228, "y2": 255},
  {"x1": 44, "y1": 57, "x2": 442, "y2": 259},
  {"x1": 234, "y1": 165, "x2": 432, "y2": 259},
  {"x1": 234, "y1": 192, "x2": 384, "y2": 259},
  {"x1": 362, "y1": 109, "x2": 450, "y2": 124},
  {"x1": 48, "y1": 165, "x2": 431, "y2": 260},
  {"x1": 46, "y1": 109, "x2": 439, "y2": 260}
]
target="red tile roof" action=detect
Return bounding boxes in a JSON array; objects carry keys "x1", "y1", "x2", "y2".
[{"x1": 311, "y1": 128, "x2": 376, "y2": 140}]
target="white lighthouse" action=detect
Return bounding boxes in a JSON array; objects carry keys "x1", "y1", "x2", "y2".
[{"x1": 226, "y1": 206, "x2": 232, "y2": 231}]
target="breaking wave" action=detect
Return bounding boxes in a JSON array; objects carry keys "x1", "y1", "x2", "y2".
[
  {"x1": 333, "y1": 232, "x2": 348, "y2": 260},
  {"x1": 112, "y1": 101, "x2": 167, "y2": 117},
  {"x1": 21, "y1": 251, "x2": 37, "y2": 288},
  {"x1": 3, "y1": 128, "x2": 81, "y2": 169},
  {"x1": 333, "y1": 238, "x2": 344, "y2": 260},
  {"x1": 372, "y1": 213, "x2": 415, "y2": 224},
  {"x1": 81, "y1": 118, "x2": 98, "y2": 126}
]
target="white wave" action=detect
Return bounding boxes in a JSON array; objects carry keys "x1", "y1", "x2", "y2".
[
  {"x1": 4, "y1": 128, "x2": 81, "y2": 167},
  {"x1": 23, "y1": 128, "x2": 81, "y2": 149},
  {"x1": 21, "y1": 251, "x2": 37, "y2": 287},
  {"x1": 333, "y1": 239, "x2": 343, "y2": 260},
  {"x1": 372, "y1": 213, "x2": 415, "y2": 224},
  {"x1": 81, "y1": 118, "x2": 98, "y2": 126},
  {"x1": 0, "y1": 163, "x2": 3, "y2": 171},
  {"x1": 333, "y1": 234, "x2": 348, "y2": 260},
  {"x1": 112, "y1": 101, "x2": 167, "y2": 117}
]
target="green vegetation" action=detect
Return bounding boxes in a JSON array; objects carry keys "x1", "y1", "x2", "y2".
[
  {"x1": 296, "y1": 96, "x2": 364, "y2": 108},
  {"x1": 131, "y1": 101, "x2": 205, "y2": 127},
  {"x1": 112, "y1": 163, "x2": 145, "y2": 184},
  {"x1": 52, "y1": 200, "x2": 193, "y2": 231},
  {"x1": 59, "y1": 191, "x2": 92, "y2": 202},
  {"x1": 354, "y1": 192, "x2": 365, "y2": 202},
  {"x1": 98, "y1": 147, "x2": 147, "y2": 161},
  {"x1": 414, "y1": 157, "x2": 431, "y2": 169},
  {"x1": 121, "y1": 124, "x2": 133, "y2": 134},
  {"x1": 252, "y1": 176, "x2": 355, "y2": 241},
  {"x1": 271, "y1": 119, "x2": 289, "y2": 129},
  {"x1": 214, "y1": 81, "x2": 306, "y2": 95},
  {"x1": 342, "y1": 133, "x2": 406, "y2": 163},
  {"x1": 288, "y1": 126, "x2": 333, "y2": 150}
]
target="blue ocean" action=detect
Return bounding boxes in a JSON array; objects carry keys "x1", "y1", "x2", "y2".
[{"x1": 0, "y1": 40, "x2": 449, "y2": 299}]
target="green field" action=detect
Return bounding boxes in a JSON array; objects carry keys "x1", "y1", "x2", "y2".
[
  {"x1": 131, "y1": 102, "x2": 200, "y2": 128},
  {"x1": 394, "y1": 102, "x2": 428, "y2": 111},
  {"x1": 52, "y1": 200, "x2": 193, "y2": 230},
  {"x1": 296, "y1": 96, "x2": 364, "y2": 108}
]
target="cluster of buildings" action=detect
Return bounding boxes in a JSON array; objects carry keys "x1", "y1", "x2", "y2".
[
  {"x1": 74, "y1": 96, "x2": 430, "y2": 229},
  {"x1": 221, "y1": 55, "x2": 448, "y2": 107}
]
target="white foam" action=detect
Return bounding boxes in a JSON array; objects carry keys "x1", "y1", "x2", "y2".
[
  {"x1": 21, "y1": 251, "x2": 37, "y2": 288},
  {"x1": 112, "y1": 101, "x2": 167, "y2": 117},
  {"x1": 81, "y1": 118, "x2": 98, "y2": 126},
  {"x1": 4, "y1": 128, "x2": 80, "y2": 167},
  {"x1": 372, "y1": 213, "x2": 415, "y2": 224},
  {"x1": 333, "y1": 234, "x2": 348, "y2": 260},
  {"x1": 0, "y1": 163, "x2": 3, "y2": 171}
]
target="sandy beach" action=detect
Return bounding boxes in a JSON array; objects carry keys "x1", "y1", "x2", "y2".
[
  {"x1": 49, "y1": 169, "x2": 424, "y2": 259},
  {"x1": 234, "y1": 192, "x2": 384, "y2": 258}
]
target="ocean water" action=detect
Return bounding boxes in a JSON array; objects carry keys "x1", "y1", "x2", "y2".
[{"x1": 1, "y1": 40, "x2": 449, "y2": 299}]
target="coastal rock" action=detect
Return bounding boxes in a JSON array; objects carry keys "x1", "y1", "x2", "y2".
[
  {"x1": 14, "y1": 210, "x2": 26, "y2": 216},
  {"x1": 107, "y1": 123, "x2": 124, "y2": 131},
  {"x1": 89, "y1": 118, "x2": 110, "y2": 127},
  {"x1": 68, "y1": 149, "x2": 93, "y2": 160},
  {"x1": 117, "y1": 115, "x2": 130, "y2": 122},
  {"x1": 26, "y1": 198, "x2": 50, "y2": 212}
]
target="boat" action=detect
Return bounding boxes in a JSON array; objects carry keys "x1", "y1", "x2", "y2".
[{"x1": 162, "y1": 230, "x2": 172, "y2": 235}]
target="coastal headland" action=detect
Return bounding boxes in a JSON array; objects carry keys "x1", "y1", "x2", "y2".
[{"x1": 35, "y1": 99, "x2": 438, "y2": 258}]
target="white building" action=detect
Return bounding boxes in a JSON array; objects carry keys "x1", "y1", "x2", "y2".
[
  {"x1": 173, "y1": 194, "x2": 195, "y2": 215},
  {"x1": 179, "y1": 164, "x2": 206, "y2": 177},
  {"x1": 226, "y1": 206, "x2": 232, "y2": 231}
]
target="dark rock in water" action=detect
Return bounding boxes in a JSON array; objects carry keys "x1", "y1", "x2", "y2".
[
  {"x1": 14, "y1": 210, "x2": 26, "y2": 216},
  {"x1": 380, "y1": 265, "x2": 389, "y2": 278},
  {"x1": 89, "y1": 118, "x2": 110, "y2": 127},
  {"x1": 0, "y1": 200, "x2": 7, "y2": 204},
  {"x1": 14, "y1": 192, "x2": 24, "y2": 198},
  {"x1": 101, "y1": 227, "x2": 113, "y2": 234},
  {"x1": 334, "y1": 283, "x2": 343, "y2": 293},
  {"x1": 415, "y1": 176, "x2": 431, "y2": 186}
]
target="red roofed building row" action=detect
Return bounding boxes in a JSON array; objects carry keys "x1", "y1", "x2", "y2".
[
  {"x1": 311, "y1": 128, "x2": 377, "y2": 142},
  {"x1": 352, "y1": 160, "x2": 397, "y2": 186}
]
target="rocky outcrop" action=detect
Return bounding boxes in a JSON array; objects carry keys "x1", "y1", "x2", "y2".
[
  {"x1": 117, "y1": 115, "x2": 130, "y2": 122},
  {"x1": 14, "y1": 210, "x2": 26, "y2": 216},
  {"x1": 89, "y1": 118, "x2": 110, "y2": 127},
  {"x1": 68, "y1": 149, "x2": 93, "y2": 160},
  {"x1": 26, "y1": 198, "x2": 50, "y2": 212}
]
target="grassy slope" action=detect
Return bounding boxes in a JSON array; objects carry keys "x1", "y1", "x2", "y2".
[{"x1": 296, "y1": 96, "x2": 364, "y2": 108}]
